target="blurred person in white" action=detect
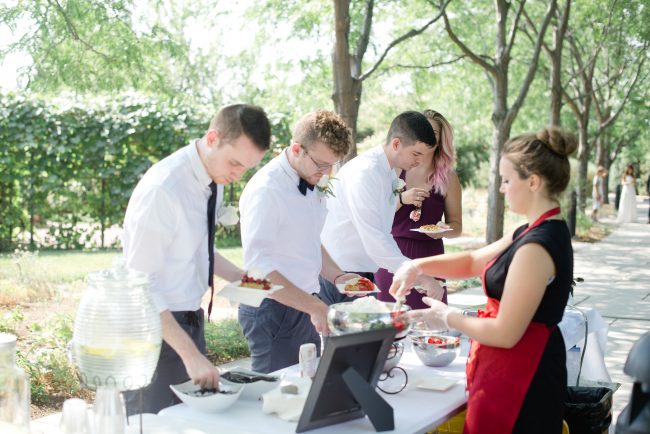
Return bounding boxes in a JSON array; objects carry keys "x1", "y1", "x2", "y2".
[
  {"x1": 617, "y1": 164, "x2": 638, "y2": 223},
  {"x1": 238, "y1": 110, "x2": 360, "y2": 373},
  {"x1": 391, "y1": 127, "x2": 577, "y2": 434},
  {"x1": 319, "y1": 111, "x2": 443, "y2": 307},
  {"x1": 591, "y1": 166, "x2": 608, "y2": 222},
  {"x1": 122, "y1": 104, "x2": 271, "y2": 415}
]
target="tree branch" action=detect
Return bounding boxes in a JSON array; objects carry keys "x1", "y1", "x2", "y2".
[
  {"x1": 597, "y1": 54, "x2": 647, "y2": 132},
  {"x1": 505, "y1": 0, "x2": 527, "y2": 60},
  {"x1": 391, "y1": 55, "x2": 466, "y2": 70},
  {"x1": 562, "y1": 88, "x2": 580, "y2": 117},
  {"x1": 49, "y1": 0, "x2": 110, "y2": 59},
  {"x1": 442, "y1": 8, "x2": 496, "y2": 76},
  {"x1": 359, "y1": 0, "x2": 451, "y2": 81},
  {"x1": 506, "y1": 0, "x2": 557, "y2": 124},
  {"x1": 353, "y1": 0, "x2": 374, "y2": 76}
]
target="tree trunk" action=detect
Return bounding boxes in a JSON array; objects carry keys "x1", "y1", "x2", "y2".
[
  {"x1": 549, "y1": 0, "x2": 570, "y2": 127},
  {"x1": 549, "y1": 49, "x2": 563, "y2": 127},
  {"x1": 486, "y1": 58, "x2": 512, "y2": 243},
  {"x1": 332, "y1": 0, "x2": 361, "y2": 159},
  {"x1": 576, "y1": 118, "x2": 590, "y2": 211}
]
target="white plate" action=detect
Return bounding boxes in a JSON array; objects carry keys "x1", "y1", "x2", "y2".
[
  {"x1": 410, "y1": 227, "x2": 454, "y2": 234},
  {"x1": 335, "y1": 283, "x2": 380, "y2": 295},
  {"x1": 415, "y1": 376, "x2": 459, "y2": 392},
  {"x1": 218, "y1": 281, "x2": 283, "y2": 307}
]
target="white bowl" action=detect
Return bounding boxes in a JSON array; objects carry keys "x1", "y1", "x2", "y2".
[
  {"x1": 221, "y1": 368, "x2": 282, "y2": 400},
  {"x1": 170, "y1": 380, "x2": 244, "y2": 412}
]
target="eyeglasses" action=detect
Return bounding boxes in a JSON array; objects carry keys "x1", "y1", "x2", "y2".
[{"x1": 301, "y1": 145, "x2": 339, "y2": 171}]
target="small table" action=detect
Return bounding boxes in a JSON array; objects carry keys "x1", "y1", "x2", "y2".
[{"x1": 159, "y1": 352, "x2": 468, "y2": 434}]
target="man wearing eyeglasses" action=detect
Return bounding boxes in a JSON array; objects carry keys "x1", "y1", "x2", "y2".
[
  {"x1": 319, "y1": 111, "x2": 444, "y2": 306},
  {"x1": 238, "y1": 110, "x2": 360, "y2": 373}
]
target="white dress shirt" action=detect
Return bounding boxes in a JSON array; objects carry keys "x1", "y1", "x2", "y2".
[
  {"x1": 122, "y1": 142, "x2": 223, "y2": 312},
  {"x1": 321, "y1": 146, "x2": 408, "y2": 273},
  {"x1": 239, "y1": 150, "x2": 326, "y2": 295}
]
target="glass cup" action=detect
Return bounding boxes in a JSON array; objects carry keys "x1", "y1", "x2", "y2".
[{"x1": 59, "y1": 398, "x2": 91, "y2": 434}]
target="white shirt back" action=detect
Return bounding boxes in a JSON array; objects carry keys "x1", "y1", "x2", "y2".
[
  {"x1": 239, "y1": 151, "x2": 326, "y2": 295},
  {"x1": 122, "y1": 142, "x2": 223, "y2": 312},
  {"x1": 321, "y1": 146, "x2": 408, "y2": 273}
]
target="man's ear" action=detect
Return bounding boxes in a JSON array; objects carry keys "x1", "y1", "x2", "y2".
[
  {"x1": 289, "y1": 142, "x2": 302, "y2": 156},
  {"x1": 391, "y1": 137, "x2": 401, "y2": 151},
  {"x1": 206, "y1": 129, "x2": 220, "y2": 147}
]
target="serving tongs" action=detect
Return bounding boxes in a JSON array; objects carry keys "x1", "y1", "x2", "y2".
[{"x1": 222, "y1": 371, "x2": 279, "y2": 383}]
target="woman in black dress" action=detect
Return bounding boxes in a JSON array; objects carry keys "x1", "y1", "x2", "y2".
[{"x1": 390, "y1": 127, "x2": 577, "y2": 434}]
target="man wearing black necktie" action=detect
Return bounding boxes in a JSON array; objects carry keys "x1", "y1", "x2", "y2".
[
  {"x1": 122, "y1": 104, "x2": 271, "y2": 415},
  {"x1": 238, "y1": 110, "x2": 361, "y2": 373}
]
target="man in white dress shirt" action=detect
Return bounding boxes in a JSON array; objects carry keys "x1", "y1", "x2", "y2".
[
  {"x1": 319, "y1": 111, "x2": 443, "y2": 306},
  {"x1": 239, "y1": 110, "x2": 359, "y2": 373},
  {"x1": 122, "y1": 104, "x2": 271, "y2": 415}
]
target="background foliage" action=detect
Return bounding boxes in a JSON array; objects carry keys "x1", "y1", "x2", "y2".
[{"x1": 0, "y1": 0, "x2": 648, "y2": 253}]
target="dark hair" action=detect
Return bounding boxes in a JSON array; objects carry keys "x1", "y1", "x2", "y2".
[
  {"x1": 209, "y1": 104, "x2": 271, "y2": 151},
  {"x1": 503, "y1": 127, "x2": 578, "y2": 197},
  {"x1": 293, "y1": 110, "x2": 352, "y2": 158},
  {"x1": 385, "y1": 111, "x2": 436, "y2": 148}
]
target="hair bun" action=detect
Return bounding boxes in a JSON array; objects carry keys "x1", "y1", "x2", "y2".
[{"x1": 536, "y1": 127, "x2": 577, "y2": 157}]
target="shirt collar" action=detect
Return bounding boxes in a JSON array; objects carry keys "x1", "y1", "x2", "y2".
[
  {"x1": 187, "y1": 140, "x2": 213, "y2": 189},
  {"x1": 279, "y1": 148, "x2": 300, "y2": 186},
  {"x1": 370, "y1": 145, "x2": 396, "y2": 179}
]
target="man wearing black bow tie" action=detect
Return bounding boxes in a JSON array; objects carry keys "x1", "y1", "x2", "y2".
[{"x1": 238, "y1": 110, "x2": 358, "y2": 373}]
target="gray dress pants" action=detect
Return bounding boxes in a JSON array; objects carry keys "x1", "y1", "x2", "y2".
[
  {"x1": 124, "y1": 309, "x2": 206, "y2": 416},
  {"x1": 238, "y1": 298, "x2": 320, "y2": 374}
]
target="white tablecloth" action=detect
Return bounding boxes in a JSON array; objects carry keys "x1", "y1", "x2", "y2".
[{"x1": 158, "y1": 351, "x2": 467, "y2": 434}]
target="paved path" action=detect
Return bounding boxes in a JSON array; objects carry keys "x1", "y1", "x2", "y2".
[{"x1": 572, "y1": 195, "x2": 650, "y2": 425}]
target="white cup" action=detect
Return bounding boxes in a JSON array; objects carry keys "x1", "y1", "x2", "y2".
[{"x1": 59, "y1": 398, "x2": 91, "y2": 434}]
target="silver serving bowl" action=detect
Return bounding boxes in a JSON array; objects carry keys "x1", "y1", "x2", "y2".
[
  {"x1": 327, "y1": 301, "x2": 411, "y2": 339},
  {"x1": 411, "y1": 332, "x2": 461, "y2": 367}
]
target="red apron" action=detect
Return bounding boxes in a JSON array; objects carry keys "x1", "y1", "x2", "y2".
[{"x1": 463, "y1": 208, "x2": 560, "y2": 434}]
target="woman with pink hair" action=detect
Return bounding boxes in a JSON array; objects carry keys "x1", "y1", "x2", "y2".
[{"x1": 375, "y1": 109, "x2": 463, "y2": 308}]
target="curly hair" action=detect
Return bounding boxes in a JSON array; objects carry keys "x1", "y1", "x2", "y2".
[
  {"x1": 503, "y1": 126, "x2": 578, "y2": 197},
  {"x1": 292, "y1": 110, "x2": 352, "y2": 158},
  {"x1": 423, "y1": 110, "x2": 455, "y2": 195}
]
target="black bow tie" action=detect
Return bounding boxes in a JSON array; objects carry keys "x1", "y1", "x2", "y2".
[{"x1": 298, "y1": 178, "x2": 315, "y2": 196}]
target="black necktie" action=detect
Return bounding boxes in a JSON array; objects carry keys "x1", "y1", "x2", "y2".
[
  {"x1": 207, "y1": 181, "x2": 217, "y2": 320},
  {"x1": 298, "y1": 178, "x2": 314, "y2": 196}
]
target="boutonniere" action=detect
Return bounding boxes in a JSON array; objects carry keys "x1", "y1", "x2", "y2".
[
  {"x1": 217, "y1": 204, "x2": 239, "y2": 226},
  {"x1": 316, "y1": 175, "x2": 336, "y2": 198},
  {"x1": 392, "y1": 178, "x2": 406, "y2": 197}
]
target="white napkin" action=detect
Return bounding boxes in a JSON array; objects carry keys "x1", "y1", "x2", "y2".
[{"x1": 261, "y1": 377, "x2": 312, "y2": 422}]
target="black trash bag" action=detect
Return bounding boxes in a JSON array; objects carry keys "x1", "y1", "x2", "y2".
[{"x1": 565, "y1": 386, "x2": 613, "y2": 434}]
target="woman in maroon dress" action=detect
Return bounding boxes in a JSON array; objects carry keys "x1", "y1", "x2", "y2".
[
  {"x1": 375, "y1": 110, "x2": 462, "y2": 308},
  {"x1": 390, "y1": 127, "x2": 577, "y2": 433}
]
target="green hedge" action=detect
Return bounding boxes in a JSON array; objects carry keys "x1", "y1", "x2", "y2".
[{"x1": 0, "y1": 92, "x2": 290, "y2": 252}]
